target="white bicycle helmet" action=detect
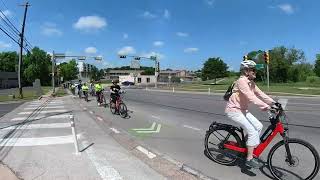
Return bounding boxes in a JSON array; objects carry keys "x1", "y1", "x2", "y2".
[{"x1": 240, "y1": 60, "x2": 256, "y2": 70}]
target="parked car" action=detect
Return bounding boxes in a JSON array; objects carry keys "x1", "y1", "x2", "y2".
[{"x1": 121, "y1": 81, "x2": 135, "y2": 86}]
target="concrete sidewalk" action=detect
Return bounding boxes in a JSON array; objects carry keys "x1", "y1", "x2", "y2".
[{"x1": 0, "y1": 95, "x2": 166, "y2": 179}]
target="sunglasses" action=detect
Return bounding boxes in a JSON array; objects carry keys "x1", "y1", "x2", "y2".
[{"x1": 249, "y1": 68, "x2": 256, "y2": 72}]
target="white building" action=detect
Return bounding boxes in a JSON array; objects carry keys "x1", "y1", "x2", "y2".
[{"x1": 119, "y1": 75, "x2": 156, "y2": 85}]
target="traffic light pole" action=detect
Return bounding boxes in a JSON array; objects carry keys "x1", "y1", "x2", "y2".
[
  {"x1": 154, "y1": 60, "x2": 158, "y2": 88},
  {"x1": 267, "y1": 64, "x2": 270, "y2": 92}
]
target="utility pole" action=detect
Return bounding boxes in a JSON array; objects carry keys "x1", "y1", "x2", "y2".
[
  {"x1": 18, "y1": 2, "x2": 30, "y2": 99},
  {"x1": 52, "y1": 51, "x2": 55, "y2": 93}
]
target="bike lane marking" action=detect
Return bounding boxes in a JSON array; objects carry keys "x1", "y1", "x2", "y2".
[{"x1": 183, "y1": 125, "x2": 201, "y2": 131}]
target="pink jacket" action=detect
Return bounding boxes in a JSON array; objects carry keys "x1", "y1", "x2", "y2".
[{"x1": 225, "y1": 76, "x2": 274, "y2": 113}]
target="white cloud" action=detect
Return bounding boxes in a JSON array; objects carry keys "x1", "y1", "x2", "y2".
[
  {"x1": 153, "y1": 41, "x2": 164, "y2": 47},
  {"x1": 0, "y1": 10, "x2": 12, "y2": 18},
  {"x1": 184, "y1": 48, "x2": 199, "y2": 53},
  {"x1": 41, "y1": 22, "x2": 63, "y2": 36},
  {"x1": 228, "y1": 65, "x2": 234, "y2": 71},
  {"x1": 141, "y1": 11, "x2": 157, "y2": 19},
  {"x1": 205, "y1": 0, "x2": 215, "y2": 6},
  {"x1": 85, "y1": 47, "x2": 97, "y2": 54},
  {"x1": 140, "y1": 51, "x2": 165, "y2": 60},
  {"x1": 176, "y1": 32, "x2": 189, "y2": 37},
  {"x1": 73, "y1": 16, "x2": 107, "y2": 31},
  {"x1": 163, "y1": 9, "x2": 170, "y2": 19},
  {"x1": 278, "y1": 4, "x2": 294, "y2": 14},
  {"x1": 123, "y1": 33, "x2": 128, "y2": 39},
  {"x1": 0, "y1": 41, "x2": 12, "y2": 48},
  {"x1": 117, "y1": 46, "x2": 136, "y2": 55}
]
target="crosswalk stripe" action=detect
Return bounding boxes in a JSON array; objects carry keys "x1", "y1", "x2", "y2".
[
  {"x1": 18, "y1": 110, "x2": 68, "y2": 115},
  {"x1": 24, "y1": 106, "x2": 65, "y2": 110},
  {"x1": 11, "y1": 114, "x2": 71, "y2": 121},
  {"x1": 2, "y1": 123, "x2": 70, "y2": 130},
  {"x1": 0, "y1": 135, "x2": 73, "y2": 146}
]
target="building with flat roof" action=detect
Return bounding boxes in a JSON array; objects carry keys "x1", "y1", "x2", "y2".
[{"x1": 0, "y1": 72, "x2": 18, "y2": 89}]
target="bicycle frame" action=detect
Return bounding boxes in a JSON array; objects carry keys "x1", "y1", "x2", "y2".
[{"x1": 223, "y1": 117, "x2": 285, "y2": 157}]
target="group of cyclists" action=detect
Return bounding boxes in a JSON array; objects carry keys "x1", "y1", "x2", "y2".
[{"x1": 70, "y1": 79, "x2": 121, "y2": 106}]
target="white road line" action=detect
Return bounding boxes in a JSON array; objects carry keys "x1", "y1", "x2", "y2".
[
  {"x1": 2, "y1": 123, "x2": 70, "y2": 130},
  {"x1": 82, "y1": 141, "x2": 122, "y2": 180},
  {"x1": 183, "y1": 125, "x2": 201, "y2": 131},
  {"x1": 18, "y1": 110, "x2": 68, "y2": 115},
  {"x1": 89, "y1": 111, "x2": 94, "y2": 114},
  {"x1": 11, "y1": 114, "x2": 70, "y2": 121},
  {"x1": 0, "y1": 135, "x2": 73, "y2": 146},
  {"x1": 110, "y1": 128, "x2": 120, "y2": 134},
  {"x1": 83, "y1": 107, "x2": 87, "y2": 110},
  {"x1": 151, "y1": 115, "x2": 160, "y2": 120},
  {"x1": 136, "y1": 146, "x2": 156, "y2": 159},
  {"x1": 24, "y1": 106, "x2": 64, "y2": 110},
  {"x1": 97, "y1": 117, "x2": 103, "y2": 121}
]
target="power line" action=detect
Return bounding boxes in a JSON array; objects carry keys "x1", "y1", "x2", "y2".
[
  {"x1": 0, "y1": 1, "x2": 34, "y2": 50},
  {"x1": 0, "y1": 9, "x2": 20, "y2": 35},
  {"x1": 0, "y1": 25, "x2": 19, "y2": 45}
]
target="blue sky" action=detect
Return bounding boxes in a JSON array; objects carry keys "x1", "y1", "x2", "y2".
[{"x1": 0, "y1": 0, "x2": 319, "y2": 71}]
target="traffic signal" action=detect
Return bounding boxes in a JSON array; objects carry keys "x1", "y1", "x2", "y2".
[
  {"x1": 243, "y1": 55, "x2": 248, "y2": 61},
  {"x1": 134, "y1": 57, "x2": 141, "y2": 60},
  {"x1": 264, "y1": 51, "x2": 270, "y2": 64},
  {"x1": 119, "y1": 55, "x2": 127, "y2": 58}
]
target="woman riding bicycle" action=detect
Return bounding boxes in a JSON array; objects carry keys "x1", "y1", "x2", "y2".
[{"x1": 225, "y1": 60, "x2": 275, "y2": 168}]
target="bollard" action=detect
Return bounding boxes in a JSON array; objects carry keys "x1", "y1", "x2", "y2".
[
  {"x1": 173, "y1": 87, "x2": 175, "y2": 93},
  {"x1": 208, "y1": 88, "x2": 211, "y2": 95},
  {"x1": 69, "y1": 114, "x2": 80, "y2": 154}
]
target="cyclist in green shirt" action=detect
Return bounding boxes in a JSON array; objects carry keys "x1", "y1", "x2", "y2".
[
  {"x1": 82, "y1": 83, "x2": 89, "y2": 101},
  {"x1": 95, "y1": 81, "x2": 104, "y2": 105}
]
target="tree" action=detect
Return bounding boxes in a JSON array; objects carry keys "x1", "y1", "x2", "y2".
[
  {"x1": 201, "y1": 57, "x2": 228, "y2": 83},
  {"x1": 314, "y1": 54, "x2": 320, "y2": 77},
  {"x1": 141, "y1": 67, "x2": 155, "y2": 75},
  {"x1": 23, "y1": 47, "x2": 52, "y2": 85},
  {"x1": 58, "y1": 59, "x2": 78, "y2": 81},
  {"x1": 0, "y1": 51, "x2": 19, "y2": 72}
]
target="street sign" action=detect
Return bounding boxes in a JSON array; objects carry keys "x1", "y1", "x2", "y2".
[
  {"x1": 150, "y1": 56, "x2": 157, "y2": 60},
  {"x1": 78, "y1": 56, "x2": 86, "y2": 61},
  {"x1": 256, "y1": 64, "x2": 264, "y2": 70},
  {"x1": 94, "y1": 56, "x2": 102, "y2": 61},
  {"x1": 130, "y1": 60, "x2": 140, "y2": 69},
  {"x1": 54, "y1": 53, "x2": 66, "y2": 59}
]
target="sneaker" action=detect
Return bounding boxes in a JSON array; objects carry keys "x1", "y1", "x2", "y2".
[{"x1": 245, "y1": 158, "x2": 264, "y2": 169}]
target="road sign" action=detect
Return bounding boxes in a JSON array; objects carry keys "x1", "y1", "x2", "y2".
[
  {"x1": 130, "y1": 60, "x2": 140, "y2": 69},
  {"x1": 150, "y1": 56, "x2": 157, "y2": 60},
  {"x1": 131, "y1": 122, "x2": 161, "y2": 134},
  {"x1": 54, "y1": 53, "x2": 66, "y2": 59},
  {"x1": 256, "y1": 64, "x2": 264, "y2": 70},
  {"x1": 78, "y1": 56, "x2": 86, "y2": 61}
]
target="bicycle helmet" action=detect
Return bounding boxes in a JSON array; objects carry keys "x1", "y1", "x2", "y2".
[{"x1": 240, "y1": 60, "x2": 256, "y2": 70}]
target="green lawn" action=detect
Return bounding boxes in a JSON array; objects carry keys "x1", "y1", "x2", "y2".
[
  {"x1": 165, "y1": 77, "x2": 320, "y2": 95},
  {"x1": 0, "y1": 86, "x2": 53, "y2": 102}
]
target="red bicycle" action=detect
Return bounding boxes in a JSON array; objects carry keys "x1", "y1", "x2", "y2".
[
  {"x1": 204, "y1": 103, "x2": 319, "y2": 180},
  {"x1": 109, "y1": 90, "x2": 127, "y2": 118}
]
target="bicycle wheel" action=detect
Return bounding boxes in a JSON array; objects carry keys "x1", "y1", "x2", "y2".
[
  {"x1": 110, "y1": 101, "x2": 117, "y2": 114},
  {"x1": 268, "y1": 138, "x2": 320, "y2": 180},
  {"x1": 119, "y1": 103, "x2": 128, "y2": 118},
  {"x1": 204, "y1": 127, "x2": 243, "y2": 166}
]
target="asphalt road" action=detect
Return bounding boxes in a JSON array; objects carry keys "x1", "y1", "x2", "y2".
[
  {"x1": 0, "y1": 102, "x2": 24, "y2": 118},
  {"x1": 79, "y1": 89, "x2": 320, "y2": 180}
]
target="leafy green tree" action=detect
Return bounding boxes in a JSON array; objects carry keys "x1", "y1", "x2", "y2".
[
  {"x1": 23, "y1": 47, "x2": 52, "y2": 85},
  {"x1": 288, "y1": 63, "x2": 314, "y2": 82},
  {"x1": 58, "y1": 59, "x2": 78, "y2": 81},
  {"x1": 141, "y1": 67, "x2": 155, "y2": 75},
  {"x1": 201, "y1": 57, "x2": 228, "y2": 83},
  {"x1": 314, "y1": 54, "x2": 320, "y2": 77},
  {"x1": 0, "y1": 51, "x2": 19, "y2": 72}
]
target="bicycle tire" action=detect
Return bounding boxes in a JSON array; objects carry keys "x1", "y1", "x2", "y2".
[
  {"x1": 268, "y1": 138, "x2": 320, "y2": 180},
  {"x1": 204, "y1": 126, "x2": 243, "y2": 166},
  {"x1": 119, "y1": 103, "x2": 128, "y2": 118},
  {"x1": 110, "y1": 101, "x2": 117, "y2": 114}
]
